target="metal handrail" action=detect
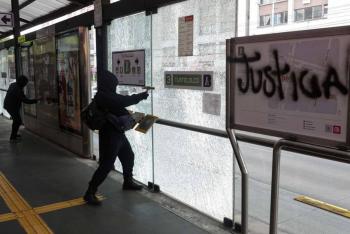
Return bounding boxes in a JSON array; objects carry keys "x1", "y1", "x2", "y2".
[
  {"x1": 269, "y1": 139, "x2": 350, "y2": 234},
  {"x1": 156, "y1": 118, "x2": 350, "y2": 163},
  {"x1": 155, "y1": 118, "x2": 350, "y2": 233}
]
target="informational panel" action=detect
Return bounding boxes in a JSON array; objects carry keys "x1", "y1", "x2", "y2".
[
  {"x1": 178, "y1": 15, "x2": 194, "y2": 56},
  {"x1": 227, "y1": 28, "x2": 350, "y2": 147},
  {"x1": 57, "y1": 32, "x2": 81, "y2": 134},
  {"x1": 165, "y1": 71, "x2": 213, "y2": 90},
  {"x1": 203, "y1": 93, "x2": 221, "y2": 116},
  {"x1": 33, "y1": 36, "x2": 58, "y2": 126},
  {"x1": 21, "y1": 46, "x2": 37, "y2": 117},
  {"x1": 112, "y1": 50, "x2": 145, "y2": 86},
  {"x1": 7, "y1": 47, "x2": 16, "y2": 81}
]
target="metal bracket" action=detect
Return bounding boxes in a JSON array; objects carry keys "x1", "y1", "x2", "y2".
[
  {"x1": 147, "y1": 182, "x2": 160, "y2": 193},
  {"x1": 223, "y1": 217, "x2": 234, "y2": 228}
]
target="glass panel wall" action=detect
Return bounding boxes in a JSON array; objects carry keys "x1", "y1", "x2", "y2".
[
  {"x1": 152, "y1": 0, "x2": 235, "y2": 221},
  {"x1": 0, "y1": 49, "x2": 9, "y2": 117},
  {"x1": 107, "y1": 12, "x2": 153, "y2": 185},
  {"x1": 22, "y1": 46, "x2": 37, "y2": 117}
]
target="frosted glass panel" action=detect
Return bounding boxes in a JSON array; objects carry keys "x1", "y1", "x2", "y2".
[
  {"x1": 154, "y1": 124, "x2": 233, "y2": 220},
  {"x1": 108, "y1": 12, "x2": 152, "y2": 185},
  {"x1": 152, "y1": 0, "x2": 236, "y2": 221},
  {"x1": 0, "y1": 49, "x2": 10, "y2": 118},
  {"x1": 152, "y1": 0, "x2": 235, "y2": 130}
]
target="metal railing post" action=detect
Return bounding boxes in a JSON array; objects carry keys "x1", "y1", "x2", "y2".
[
  {"x1": 269, "y1": 139, "x2": 284, "y2": 234},
  {"x1": 227, "y1": 128, "x2": 249, "y2": 234},
  {"x1": 269, "y1": 139, "x2": 350, "y2": 234}
]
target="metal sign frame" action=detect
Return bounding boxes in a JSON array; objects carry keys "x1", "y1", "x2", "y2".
[{"x1": 226, "y1": 26, "x2": 350, "y2": 149}]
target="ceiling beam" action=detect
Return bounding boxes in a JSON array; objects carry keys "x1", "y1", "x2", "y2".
[
  {"x1": 19, "y1": 0, "x2": 36, "y2": 10},
  {"x1": 67, "y1": 0, "x2": 85, "y2": 6},
  {"x1": 0, "y1": 3, "x2": 83, "y2": 40},
  {"x1": 20, "y1": 18, "x2": 32, "y2": 24}
]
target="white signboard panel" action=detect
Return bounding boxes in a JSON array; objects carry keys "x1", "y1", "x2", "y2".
[
  {"x1": 112, "y1": 50, "x2": 145, "y2": 86},
  {"x1": 228, "y1": 29, "x2": 350, "y2": 147},
  {"x1": 178, "y1": 15, "x2": 194, "y2": 56},
  {"x1": 0, "y1": 13, "x2": 13, "y2": 27},
  {"x1": 203, "y1": 93, "x2": 221, "y2": 116}
]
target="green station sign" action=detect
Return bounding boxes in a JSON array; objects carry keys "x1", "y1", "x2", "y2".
[
  {"x1": 165, "y1": 71, "x2": 213, "y2": 90},
  {"x1": 173, "y1": 74, "x2": 202, "y2": 86}
]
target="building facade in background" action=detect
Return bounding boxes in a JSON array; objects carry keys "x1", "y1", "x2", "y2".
[{"x1": 247, "y1": 0, "x2": 349, "y2": 35}]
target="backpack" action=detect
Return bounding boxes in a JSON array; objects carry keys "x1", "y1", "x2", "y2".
[{"x1": 81, "y1": 99, "x2": 108, "y2": 130}]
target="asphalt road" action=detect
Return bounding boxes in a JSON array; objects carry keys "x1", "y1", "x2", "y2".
[{"x1": 235, "y1": 141, "x2": 350, "y2": 234}]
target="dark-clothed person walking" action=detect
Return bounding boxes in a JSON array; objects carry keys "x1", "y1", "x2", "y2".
[
  {"x1": 84, "y1": 70, "x2": 149, "y2": 205},
  {"x1": 3, "y1": 75, "x2": 37, "y2": 142}
]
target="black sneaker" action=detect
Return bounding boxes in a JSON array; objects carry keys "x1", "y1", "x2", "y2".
[
  {"x1": 84, "y1": 193, "x2": 102, "y2": 206},
  {"x1": 9, "y1": 138, "x2": 21, "y2": 143},
  {"x1": 123, "y1": 178, "x2": 143, "y2": 191}
]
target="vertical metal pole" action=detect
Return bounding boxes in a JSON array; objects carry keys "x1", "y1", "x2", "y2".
[
  {"x1": 227, "y1": 129, "x2": 249, "y2": 234},
  {"x1": 11, "y1": 0, "x2": 21, "y2": 78},
  {"x1": 235, "y1": 0, "x2": 239, "y2": 37},
  {"x1": 150, "y1": 13, "x2": 155, "y2": 189},
  {"x1": 95, "y1": 26, "x2": 108, "y2": 87},
  {"x1": 94, "y1": 0, "x2": 108, "y2": 162},
  {"x1": 226, "y1": 38, "x2": 248, "y2": 233},
  {"x1": 245, "y1": 0, "x2": 250, "y2": 36},
  {"x1": 226, "y1": 38, "x2": 236, "y2": 228},
  {"x1": 269, "y1": 141, "x2": 283, "y2": 234}
]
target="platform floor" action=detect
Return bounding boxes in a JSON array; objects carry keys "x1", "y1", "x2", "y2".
[{"x1": 0, "y1": 118, "x2": 210, "y2": 234}]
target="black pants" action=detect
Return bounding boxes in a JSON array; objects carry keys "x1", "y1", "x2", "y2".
[
  {"x1": 89, "y1": 124, "x2": 135, "y2": 190},
  {"x1": 8, "y1": 110, "x2": 22, "y2": 140}
]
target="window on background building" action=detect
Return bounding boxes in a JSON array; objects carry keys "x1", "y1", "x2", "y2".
[
  {"x1": 260, "y1": 15, "x2": 272, "y2": 26},
  {"x1": 260, "y1": 0, "x2": 272, "y2": 4},
  {"x1": 313, "y1": 5, "x2": 322, "y2": 19},
  {"x1": 295, "y1": 5, "x2": 324, "y2": 22},
  {"x1": 274, "y1": 11, "x2": 288, "y2": 25},
  {"x1": 324, "y1": 4, "x2": 328, "y2": 17},
  {"x1": 304, "y1": 7, "x2": 313, "y2": 20},
  {"x1": 295, "y1": 8, "x2": 304, "y2": 21}
]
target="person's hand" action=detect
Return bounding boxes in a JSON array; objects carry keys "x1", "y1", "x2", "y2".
[{"x1": 139, "y1": 91, "x2": 149, "y2": 100}]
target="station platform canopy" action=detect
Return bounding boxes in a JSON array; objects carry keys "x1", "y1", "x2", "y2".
[{"x1": 0, "y1": 0, "x2": 93, "y2": 38}]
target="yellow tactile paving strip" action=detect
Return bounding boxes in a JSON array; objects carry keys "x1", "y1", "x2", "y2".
[
  {"x1": 0, "y1": 172, "x2": 105, "y2": 233},
  {"x1": 295, "y1": 195, "x2": 350, "y2": 219}
]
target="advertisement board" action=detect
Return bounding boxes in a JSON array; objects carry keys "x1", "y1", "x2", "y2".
[
  {"x1": 33, "y1": 36, "x2": 58, "y2": 126},
  {"x1": 112, "y1": 50, "x2": 145, "y2": 86},
  {"x1": 56, "y1": 32, "x2": 81, "y2": 134},
  {"x1": 22, "y1": 46, "x2": 37, "y2": 117},
  {"x1": 227, "y1": 27, "x2": 350, "y2": 148}
]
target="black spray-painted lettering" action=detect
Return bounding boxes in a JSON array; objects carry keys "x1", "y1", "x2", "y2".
[{"x1": 227, "y1": 50, "x2": 349, "y2": 101}]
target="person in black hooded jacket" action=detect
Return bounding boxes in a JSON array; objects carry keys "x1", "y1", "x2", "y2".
[
  {"x1": 4, "y1": 75, "x2": 38, "y2": 142},
  {"x1": 84, "y1": 70, "x2": 149, "y2": 205}
]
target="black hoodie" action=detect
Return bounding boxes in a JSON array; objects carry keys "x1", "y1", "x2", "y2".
[
  {"x1": 94, "y1": 70, "x2": 147, "y2": 117},
  {"x1": 4, "y1": 76, "x2": 37, "y2": 113}
]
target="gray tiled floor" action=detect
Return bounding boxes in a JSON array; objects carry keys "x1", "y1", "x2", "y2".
[{"x1": 0, "y1": 118, "x2": 209, "y2": 234}]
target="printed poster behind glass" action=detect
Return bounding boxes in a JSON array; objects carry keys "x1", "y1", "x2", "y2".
[
  {"x1": 22, "y1": 46, "x2": 37, "y2": 117},
  {"x1": 112, "y1": 50, "x2": 145, "y2": 86},
  {"x1": 56, "y1": 32, "x2": 81, "y2": 134},
  {"x1": 33, "y1": 36, "x2": 58, "y2": 126}
]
